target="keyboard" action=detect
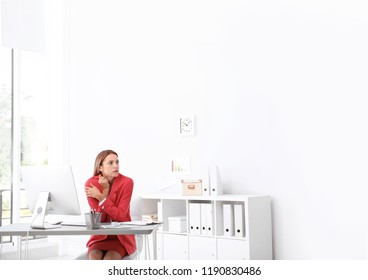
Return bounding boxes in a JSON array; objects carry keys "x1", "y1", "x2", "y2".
[
  {"x1": 31, "y1": 222, "x2": 62, "y2": 229},
  {"x1": 61, "y1": 222, "x2": 87, "y2": 227}
]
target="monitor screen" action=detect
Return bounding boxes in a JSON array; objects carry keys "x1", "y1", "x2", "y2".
[{"x1": 21, "y1": 165, "x2": 81, "y2": 228}]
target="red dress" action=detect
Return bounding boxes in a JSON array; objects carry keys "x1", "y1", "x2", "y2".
[{"x1": 85, "y1": 174, "x2": 136, "y2": 257}]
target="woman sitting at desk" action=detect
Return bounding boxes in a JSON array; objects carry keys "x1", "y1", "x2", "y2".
[{"x1": 84, "y1": 149, "x2": 136, "y2": 260}]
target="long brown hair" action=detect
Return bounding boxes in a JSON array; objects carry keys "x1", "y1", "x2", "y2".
[{"x1": 93, "y1": 150, "x2": 118, "y2": 176}]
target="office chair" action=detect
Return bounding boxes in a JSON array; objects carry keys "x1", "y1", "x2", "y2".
[{"x1": 75, "y1": 196, "x2": 143, "y2": 260}]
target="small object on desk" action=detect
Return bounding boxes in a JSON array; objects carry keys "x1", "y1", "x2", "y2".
[
  {"x1": 100, "y1": 221, "x2": 162, "y2": 228},
  {"x1": 122, "y1": 221, "x2": 161, "y2": 226},
  {"x1": 85, "y1": 212, "x2": 101, "y2": 229}
]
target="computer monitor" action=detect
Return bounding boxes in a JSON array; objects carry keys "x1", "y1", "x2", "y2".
[{"x1": 20, "y1": 165, "x2": 81, "y2": 229}]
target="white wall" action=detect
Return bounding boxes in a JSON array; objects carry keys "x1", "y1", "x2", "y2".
[{"x1": 66, "y1": 0, "x2": 368, "y2": 259}]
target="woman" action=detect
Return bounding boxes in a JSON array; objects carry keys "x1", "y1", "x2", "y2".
[{"x1": 84, "y1": 149, "x2": 136, "y2": 260}]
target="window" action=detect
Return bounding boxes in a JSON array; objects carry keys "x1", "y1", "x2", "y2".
[
  {"x1": 19, "y1": 50, "x2": 51, "y2": 224},
  {"x1": 1, "y1": 1, "x2": 67, "y2": 242},
  {"x1": 18, "y1": 1, "x2": 66, "y2": 224}
]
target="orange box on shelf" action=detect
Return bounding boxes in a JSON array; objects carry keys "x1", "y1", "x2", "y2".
[{"x1": 182, "y1": 179, "x2": 202, "y2": 196}]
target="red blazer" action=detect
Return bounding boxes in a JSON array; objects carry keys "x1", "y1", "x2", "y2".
[{"x1": 85, "y1": 173, "x2": 136, "y2": 255}]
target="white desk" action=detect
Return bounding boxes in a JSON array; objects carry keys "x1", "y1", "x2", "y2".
[{"x1": 0, "y1": 223, "x2": 159, "y2": 260}]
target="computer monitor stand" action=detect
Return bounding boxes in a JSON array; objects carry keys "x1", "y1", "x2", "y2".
[{"x1": 31, "y1": 191, "x2": 61, "y2": 229}]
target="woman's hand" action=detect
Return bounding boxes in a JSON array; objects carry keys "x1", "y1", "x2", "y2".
[
  {"x1": 98, "y1": 175, "x2": 110, "y2": 190},
  {"x1": 99, "y1": 175, "x2": 110, "y2": 199},
  {"x1": 85, "y1": 183, "x2": 104, "y2": 201}
]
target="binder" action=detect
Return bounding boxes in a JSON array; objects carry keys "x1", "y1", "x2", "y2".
[
  {"x1": 205, "y1": 203, "x2": 214, "y2": 236},
  {"x1": 200, "y1": 203, "x2": 207, "y2": 235},
  {"x1": 223, "y1": 204, "x2": 234, "y2": 236},
  {"x1": 194, "y1": 203, "x2": 201, "y2": 234},
  {"x1": 189, "y1": 203, "x2": 201, "y2": 234},
  {"x1": 189, "y1": 203, "x2": 196, "y2": 234},
  {"x1": 198, "y1": 203, "x2": 213, "y2": 236},
  {"x1": 209, "y1": 165, "x2": 222, "y2": 196},
  {"x1": 234, "y1": 204, "x2": 244, "y2": 237},
  {"x1": 202, "y1": 176, "x2": 210, "y2": 196}
]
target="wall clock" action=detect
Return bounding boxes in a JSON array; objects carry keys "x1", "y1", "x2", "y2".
[{"x1": 179, "y1": 115, "x2": 195, "y2": 136}]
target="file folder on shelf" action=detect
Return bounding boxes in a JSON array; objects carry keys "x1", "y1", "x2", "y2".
[
  {"x1": 205, "y1": 203, "x2": 214, "y2": 236},
  {"x1": 202, "y1": 177, "x2": 210, "y2": 196},
  {"x1": 189, "y1": 203, "x2": 201, "y2": 234},
  {"x1": 189, "y1": 203, "x2": 196, "y2": 234},
  {"x1": 223, "y1": 204, "x2": 234, "y2": 236},
  {"x1": 200, "y1": 203, "x2": 213, "y2": 236},
  {"x1": 194, "y1": 203, "x2": 201, "y2": 234},
  {"x1": 200, "y1": 203, "x2": 207, "y2": 235},
  {"x1": 234, "y1": 204, "x2": 244, "y2": 237},
  {"x1": 209, "y1": 165, "x2": 222, "y2": 196}
]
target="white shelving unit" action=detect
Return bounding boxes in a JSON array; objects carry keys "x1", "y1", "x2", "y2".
[{"x1": 141, "y1": 194, "x2": 273, "y2": 260}]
